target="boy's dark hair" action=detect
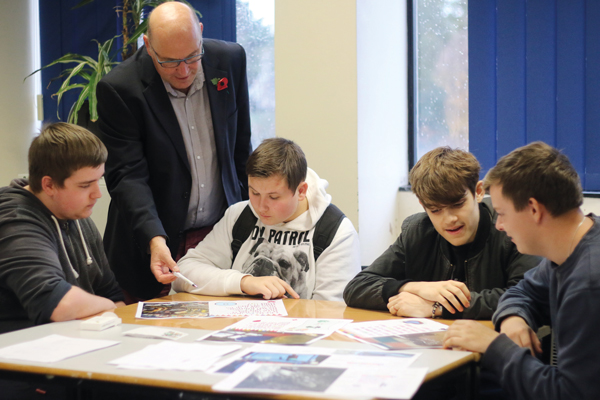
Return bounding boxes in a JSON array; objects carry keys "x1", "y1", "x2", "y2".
[
  {"x1": 409, "y1": 146, "x2": 481, "y2": 209},
  {"x1": 483, "y1": 141, "x2": 583, "y2": 216},
  {"x1": 28, "y1": 122, "x2": 108, "y2": 193},
  {"x1": 246, "y1": 138, "x2": 307, "y2": 191}
]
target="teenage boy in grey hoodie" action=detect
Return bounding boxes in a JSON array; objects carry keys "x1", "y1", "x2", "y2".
[{"x1": 0, "y1": 122, "x2": 124, "y2": 334}]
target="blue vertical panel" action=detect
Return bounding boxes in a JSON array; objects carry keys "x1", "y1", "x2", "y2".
[
  {"x1": 556, "y1": 0, "x2": 586, "y2": 184},
  {"x1": 193, "y1": 0, "x2": 237, "y2": 42},
  {"x1": 39, "y1": 0, "x2": 117, "y2": 123},
  {"x1": 468, "y1": 0, "x2": 497, "y2": 176},
  {"x1": 496, "y1": 0, "x2": 527, "y2": 159},
  {"x1": 585, "y1": 0, "x2": 600, "y2": 190},
  {"x1": 469, "y1": 0, "x2": 597, "y2": 191},
  {"x1": 39, "y1": 0, "x2": 64, "y2": 123},
  {"x1": 525, "y1": 0, "x2": 557, "y2": 145}
]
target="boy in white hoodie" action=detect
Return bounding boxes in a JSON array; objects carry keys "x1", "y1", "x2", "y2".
[{"x1": 173, "y1": 138, "x2": 360, "y2": 301}]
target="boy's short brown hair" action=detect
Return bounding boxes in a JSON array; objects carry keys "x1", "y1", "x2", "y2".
[
  {"x1": 483, "y1": 141, "x2": 582, "y2": 216},
  {"x1": 246, "y1": 138, "x2": 307, "y2": 191},
  {"x1": 409, "y1": 146, "x2": 481, "y2": 209},
  {"x1": 28, "y1": 122, "x2": 108, "y2": 193}
]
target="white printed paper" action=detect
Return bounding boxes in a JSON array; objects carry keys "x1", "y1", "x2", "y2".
[
  {"x1": 199, "y1": 316, "x2": 351, "y2": 346},
  {"x1": 0, "y1": 334, "x2": 119, "y2": 363},
  {"x1": 213, "y1": 363, "x2": 428, "y2": 399},
  {"x1": 208, "y1": 300, "x2": 288, "y2": 317},
  {"x1": 135, "y1": 300, "x2": 288, "y2": 319},
  {"x1": 326, "y1": 365, "x2": 428, "y2": 399},
  {"x1": 342, "y1": 318, "x2": 448, "y2": 338},
  {"x1": 123, "y1": 327, "x2": 187, "y2": 340},
  {"x1": 319, "y1": 351, "x2": 419, "y2": 369},
  {"x1": 109, "y1": 341, "x2": 241, "y2": 371},
  {"x1": 339, "y1": 318, "x2": 449, "y2": 350},
  {"x1": 208, "y1": 344, "x2": 418, "y2": 374},
  {"x1": 224, "y1": 316, "x2": 351, "y2": 334},
  {"x1": 135, "y1": 301, "x2": 209, "y2": 319}
]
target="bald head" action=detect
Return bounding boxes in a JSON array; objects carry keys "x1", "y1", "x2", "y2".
[
  {"x1": 143, "y1": 2, "x2": 203, "y2": 92},
  {"x1": 147, "y1": 2, "x2": 201, "y2": 43}
]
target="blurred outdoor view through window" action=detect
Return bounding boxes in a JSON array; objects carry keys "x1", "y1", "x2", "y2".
[
  {"x1": 414, "y1": 0, "x2": 468, "y2": 160},
  {"x1": 236, "y1": 0, "x2": 275, "y2": 149}
]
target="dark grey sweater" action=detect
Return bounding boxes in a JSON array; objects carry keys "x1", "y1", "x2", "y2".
[
  {"x1": 484, "y1": 215, "x2": 600, "y2": 400},
  {"x1": 0, "y1": 180, "x2": 123, "y2": 333}
]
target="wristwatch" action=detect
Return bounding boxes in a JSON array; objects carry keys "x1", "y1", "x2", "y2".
[{"x1": 431, "y1": 302, "x2": 441, "y2": 318}]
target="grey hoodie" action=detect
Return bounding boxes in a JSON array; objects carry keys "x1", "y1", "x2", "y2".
[{"x1": 0, "y1": 179, "x2": 123, "y2": 333}]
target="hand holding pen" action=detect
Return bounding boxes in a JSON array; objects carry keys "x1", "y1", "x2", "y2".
[
  {"x1": 172, "y1": 271, "x2": 198, "y2": 288},
  {"x1": 149, "y1": 236, "x2": 178, "y2": 284}
]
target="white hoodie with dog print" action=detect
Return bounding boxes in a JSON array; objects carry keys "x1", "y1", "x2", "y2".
[{"x1": 173, "y1": 168, "x2": 360, "y2": 301}]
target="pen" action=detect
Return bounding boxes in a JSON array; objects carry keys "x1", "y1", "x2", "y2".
[{"x1": 172, "y1": 271, "x2": 198, "y2": 288}]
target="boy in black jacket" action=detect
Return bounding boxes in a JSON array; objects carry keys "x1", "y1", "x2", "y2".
[{"x1": 344, "y1": 147, "x2": 539, "y2": 319}]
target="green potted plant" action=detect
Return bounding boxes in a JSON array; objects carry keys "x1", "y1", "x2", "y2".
[{"x1": 25, "y1": 36, "x2": 119, "y2": 125}]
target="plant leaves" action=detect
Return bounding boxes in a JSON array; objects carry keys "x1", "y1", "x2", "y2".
[
  {"x1": 69, "y1": 84, "x2": 92, "y2": 124},
  {"x1": 71, "y1": 0, "x2": 95, "y2": 10},
  {"x1": 126, "y1": 19, "x2": 148, "y2": 45}
]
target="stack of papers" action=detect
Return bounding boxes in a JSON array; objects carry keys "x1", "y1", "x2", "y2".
[
  {"x1": 214, "y1": 364, "x2": 427, "y2": 399},
  {"x1": 208, "y1": 344, "x2": 420, "y2": 374},
  {"x1": 199, "y1": 316, "x2": 352, "y2": 345},
  {"x1": 135, "y1": 300, "x2": 288, "y2": 319},
  {"x1": 209, "y1": 343, "x2": 426, "y2": 398},
  {"x1": 339, "y1": 318, "x2": 449, "y2": 350}
]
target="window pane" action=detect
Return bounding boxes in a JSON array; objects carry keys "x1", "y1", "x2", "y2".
[
  {"x1": 236, "y1": 0, "x2": 275, "y2": 149},
  {"x1": 414, "y1": 0, "x2": 468, "y2": 160}
]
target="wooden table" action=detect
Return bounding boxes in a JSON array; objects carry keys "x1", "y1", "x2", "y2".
[
  {"x1": 116, "y1": 292, "x2": 492, "y2": 344},
  {"x1": 115, "y1": 292, "x2": 494, "y2": 329},
  {"x1": 114, "y1": 293, "x2": 489, "y2": 396},
  {"x1": 0, "y1": 293, "x2": 489, "y2": 400}
]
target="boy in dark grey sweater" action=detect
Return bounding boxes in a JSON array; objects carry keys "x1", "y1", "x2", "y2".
[
  {"x1": 444, "y1": 142, "x2": 600, "y2": 399},
  {"x1": 0, "y1": 122, "x2": 124, "y2": 334}
]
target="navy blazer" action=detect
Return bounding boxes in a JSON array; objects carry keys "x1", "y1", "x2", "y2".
[{"x1": 96, "y1": 39, "x2": 251, "y2": 299}]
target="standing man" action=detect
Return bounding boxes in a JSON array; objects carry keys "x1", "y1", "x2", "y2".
[
  {"x1": 443, "y1": 142, "x2": 600, "y2": 399},
  {"x1": 96, "y1": 1, "x2": 251, "y2": 301}
]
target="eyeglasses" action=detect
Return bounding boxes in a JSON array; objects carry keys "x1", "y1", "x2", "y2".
[{"x1": 150, "y1": 43, "x2": 204, "y2": 68}]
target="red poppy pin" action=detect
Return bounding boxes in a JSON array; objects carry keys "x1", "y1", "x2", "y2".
[{"x1": 211, "y1": 77, "x2": 228, "y2": 91}]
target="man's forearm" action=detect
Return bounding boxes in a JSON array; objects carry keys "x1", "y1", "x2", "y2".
[
  {"x1": 50, "y1": 286, "x2": 118, "y2": 322},
  {"x1": 399, "y1": 281, "x2": 415, "y2": 293}
]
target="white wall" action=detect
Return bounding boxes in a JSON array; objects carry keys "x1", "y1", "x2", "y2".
[
  {"x1": 0, "y1": 0, "x2": 40, "y2": 185},
  {"x1": 357, "y1": 0, "x2": 409, "y2": 263},
  {"x1": 275, "y1": 0, "x2": 409, "y2": 265},
  {"x1": 275, "y1": 0, "x2": 358, "y2": 227},
  {"x1": 580, "y1": 197, "x2": 600, "y2": 216}
]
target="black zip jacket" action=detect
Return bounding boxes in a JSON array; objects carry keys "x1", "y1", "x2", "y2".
[{"x1": 343, "y1": 199, "x2": 540, "y2": 319}]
